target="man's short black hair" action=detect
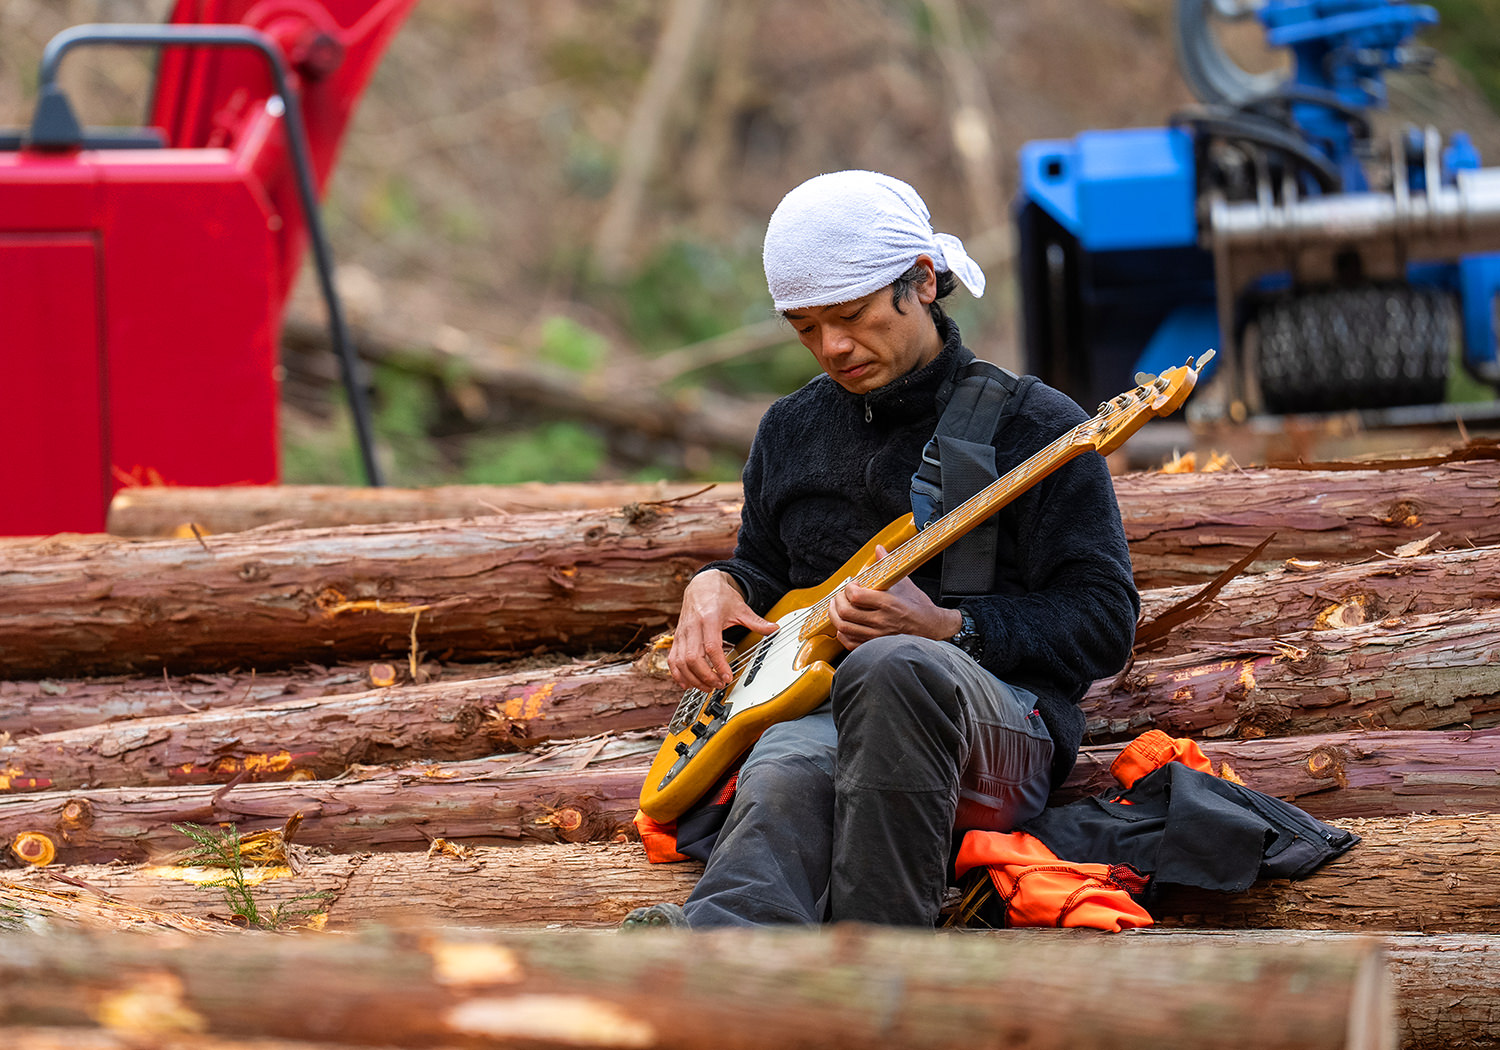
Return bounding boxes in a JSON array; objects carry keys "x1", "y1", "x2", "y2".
[{"x1": 891, "y1": 262, "x2": 957, "y2": 327}]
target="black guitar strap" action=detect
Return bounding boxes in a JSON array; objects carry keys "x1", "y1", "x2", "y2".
[{"x1": 910, "y1": 352, "x2": 1035, "y2": 596}]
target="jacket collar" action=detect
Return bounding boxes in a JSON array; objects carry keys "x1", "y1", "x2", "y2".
[{"x1": 858, "y1": 317, "x2": 968, "y2": 424}]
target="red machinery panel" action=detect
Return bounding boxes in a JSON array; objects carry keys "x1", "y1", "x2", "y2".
[
  {"x1": 0, "y1": 233, "x2": 106, "y2": 534},
  {"x1": 0, "y1": 0, "x2": 414, "y2": 536},
  {"x1": 0, "y1": 138, "x2": 280, "y2": 533}
]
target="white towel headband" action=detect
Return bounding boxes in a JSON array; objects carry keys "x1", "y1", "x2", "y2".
[{"x1": 762, "y1": 170, "x2": 986, "y2": 312}]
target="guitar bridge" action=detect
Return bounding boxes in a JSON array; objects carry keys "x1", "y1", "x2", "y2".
[
  {"x1": 656, "y1": 703, "x2": 731, "y2": 791},
  {"x1": 667, "y1": 686, "x2": 722, "y2": 735}
]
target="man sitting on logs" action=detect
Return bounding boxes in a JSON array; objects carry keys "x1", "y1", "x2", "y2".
[{"x1": 628, "y1": 170, "x2": 1139, "y2": 928}]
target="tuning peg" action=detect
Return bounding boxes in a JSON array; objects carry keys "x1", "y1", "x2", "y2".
[
  {"x1": 1134, "y1": 372, "x2": 1157, "y2": 386},
  {"x1": 1192, "y1": 349, "x2": 1217, "y2": 369}
]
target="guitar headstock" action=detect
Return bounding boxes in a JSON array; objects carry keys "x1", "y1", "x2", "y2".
[{"x1": 1082, "y1": 350, "x2": 1215, "y2": 456}]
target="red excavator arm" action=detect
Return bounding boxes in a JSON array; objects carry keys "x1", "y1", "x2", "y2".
[
  {"x1": 151, "y1": 0, "x2": 415, "y2": 307},
  {"x1": 0, "y1": 0, "x2": 414, "y2": 536}
]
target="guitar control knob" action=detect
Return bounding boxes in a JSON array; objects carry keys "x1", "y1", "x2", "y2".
[
  {"x1": 675, "y1": 741, "x2": 691, "y2": 756},
  {"x1": 690, "y1": 722, "x2": 710, "y2": 737},
  {"x1": 706, "y1": 700, "x2": 727, "y2": 718}
]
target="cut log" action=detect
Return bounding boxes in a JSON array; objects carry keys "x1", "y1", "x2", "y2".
[
  {"x1": 0, "y1": 1031, "x2": 388, "y2": 1050},
  {"x1": 1128, "y1": 930, "x2": 1498, "y2": 1050},
  {"x1": 1114, "y1": 460, "x2": 1500, "y2": 586},
  {"x1": 106, "y1": 480, "x2": 743, "y2": 537},
  {"x1": 0, "y1": 880, "x2": 232, "y2": 934},
  {"x1": 0, "y1": 736, "x2": 659, "y2": 865},
  {"x1": 1136, "y1": 543, "x2": 1500, "y2": 657},
  {"x1": 16, "y1": 812, "x2": 1497, "y2": 935},
  {"x1": 0, "y1": 501, "x2": 741, "y2": 678},
  {"x1": 10, "y1": 539, "x2": 1497, "y2": 748},
  {"x1": 0, "y1": 657, "x2": 679, "y2": 793},
  {"x1": 9, "y1": 719, "x2": 1497, "y2": 868},
  {"x1": 1082, "y1": 606, "x2": 1500, "y2": 743},
  {"x1": 0, "y1": 659, "x2": 525, "y2": 736},
  {"x1": 1063, "y1": 727, "x2": 1500, "y2": 820},
  {"x1": 1151, "y1": 813, "x2": 1500, "y2": 933},
  {"x1": 0, "y1": 924, "x2": 1389, "y2": 1050},
  {"x1": 96, "y1": 461, "x2": 1500, "y2": 592},
  {"x1": 9, "y1": 637, "x2": 1496, "y2": 820}
]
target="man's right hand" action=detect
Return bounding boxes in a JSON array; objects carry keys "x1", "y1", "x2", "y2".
[{"x1": 667, "y1": 570, "x2": 778, "y2": 693}]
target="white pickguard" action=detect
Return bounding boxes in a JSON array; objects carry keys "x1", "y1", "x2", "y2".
[{"x1": 718, "y1": 602, "x2": 822, "y2": 719}]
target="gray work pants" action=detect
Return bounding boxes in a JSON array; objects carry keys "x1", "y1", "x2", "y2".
[{"x1": 682, "y1": 634, "x2": 1055, "y2": 928}]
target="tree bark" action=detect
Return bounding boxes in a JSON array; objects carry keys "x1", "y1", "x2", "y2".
[
  {"x1": 10, "y1": 719, "x2": 1498, "y2": 867},
  {"x1": 1136, "y1": 543, "x2": 1500, "y2": 658},
  {"x1": 1114, "y1": 460, "x2": 1500, "y2": 587},
  {"x1": 0, "y1": 1031, "x2": 392, "y2": 1050},
  {"x1": 1062, "y1": 727, "x2": 1500, "y2": 820},
  {"x1": 0, "y1": 657, "x2": 679, "y2": 792},
  {"x1": 10, "y1": 638, "x2": 1497, "y2": 822},
  {"x1": 1150, "y1": 813, "x2": 1500, "y2": 933},
  {"x1": 72, "y1": 461, "x2": 1500, "y2": 652},
  {"x1": 17, "y1": 812, "x2": 1499, "y2": 935},
  {"x1": 1127, "y1": 930, "x2": 1499, "y2": 1050},
  {"x1": 85, "y1": 460, "x2": 1500, "y2": 595},
  {"x1": 0, "y1": 924, "x2": 1388, "y2": 1050},
  {"x1": 0, "y1": 501, "x2": 741, "y2": 678},
  {"x1": 1082, "y1": 606, "x2": 1500, "y2": 743},
  {"x1": 106, "y1": 480, "x2": 743, "y2": 537},
  {"x1": 0, "y1": 737, "x2": 659, "y2": 866},
  {"x1": 0, "y1": 659, "x2": 526, "y2": 736}
]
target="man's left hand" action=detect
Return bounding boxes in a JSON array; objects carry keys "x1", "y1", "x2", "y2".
[{"x1": 828, "y1": 546, "x2": 963, "y2": 650}]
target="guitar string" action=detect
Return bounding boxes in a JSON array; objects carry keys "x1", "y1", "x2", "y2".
[{"x1": 673, "y1": 380, "x2": 1167, "y2": 722}]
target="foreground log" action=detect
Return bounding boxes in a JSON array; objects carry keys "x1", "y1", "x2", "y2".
[
  {"x1": 1082, "y1": 606, "x2": 1500, "y2": 742},
  {"x1": 0, "y1": 657, "x2": 679, "y2": 793},
  {"x1": 0, "y1": 501, "x2": 741, "y2": 678},
  {"x1": 1063, "y1": 727, "x2": 1500, "y2": 820},
  {"x1": 1, "y1": 1031, "x2": 383, "y2": 1050},
  {"x1": 106, "y1": 480, "x2": 744, "y2": 537},
  {"x1": 0, "y1": 737, "x2": 658, "y2": 865},
  {"x1": 17, "y1": 811, "x2": 1496, "y2": 934},
  {"x1": 0, "y1": 924, "x2": 1390, "y2": 1050},
  {"x1": 1114, "y1": 459, "x2": 1500, "y2": 585},
  {"x1": 1142, "y1": 930, "x2": 1499, "y2": 1050},
  {"x1": 1136, "y1": 543, "x2": 1500, "y2": 657},
  {"x1": 0, "y1": 659, "x2": 525, "y2": 736}
]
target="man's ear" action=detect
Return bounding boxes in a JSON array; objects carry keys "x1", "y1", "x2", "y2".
[{"x1": 914, "y1": 255, "x2": 939, "y2": 304}]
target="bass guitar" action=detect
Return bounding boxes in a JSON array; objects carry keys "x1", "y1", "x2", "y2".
[{"x1": 638, "y1": 352, "x2": 1213, "y2": 822}]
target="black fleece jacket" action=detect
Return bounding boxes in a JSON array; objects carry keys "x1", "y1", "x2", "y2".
[{"x1": 704, "y1": 319, "x2": 1139, "y2": 785}]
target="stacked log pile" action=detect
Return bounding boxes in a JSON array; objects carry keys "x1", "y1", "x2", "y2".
[{"x1": 3, "y1": 457, "x2": 1499, "y2": 1048}]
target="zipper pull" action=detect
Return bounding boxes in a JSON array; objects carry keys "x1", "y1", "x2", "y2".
[{"x1": 864, "y1": 401, "x2": 873, "y2": 423}]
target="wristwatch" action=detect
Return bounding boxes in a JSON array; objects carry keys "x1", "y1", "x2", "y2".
[{"x1": 947, "y1": 607, "x2": 984, "y2": 661}]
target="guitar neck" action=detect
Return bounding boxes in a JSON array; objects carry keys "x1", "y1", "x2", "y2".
[{"x1": 799, "y1": 424, "x2": 1092, "y2": 638}]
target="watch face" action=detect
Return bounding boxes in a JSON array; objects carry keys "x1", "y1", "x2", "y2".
[{"x1": 951, "y1": 610, "x2": 981, "y2": 657}]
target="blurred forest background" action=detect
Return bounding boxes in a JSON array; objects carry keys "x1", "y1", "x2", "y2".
[{"x1": 4, "y1": 0, "x2": 1500, "y2": 487}]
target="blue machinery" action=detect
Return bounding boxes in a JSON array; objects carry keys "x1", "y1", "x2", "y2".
[{"x1": 1016, "y1": 0, "x2": 1500, "y2": 422}]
